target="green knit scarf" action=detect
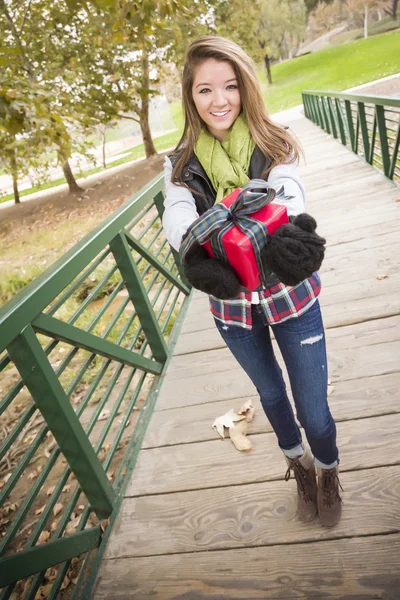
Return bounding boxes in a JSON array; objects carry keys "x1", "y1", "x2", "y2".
[{"x1": 194, "y1": 112, "x2": 256, "y2": 203}]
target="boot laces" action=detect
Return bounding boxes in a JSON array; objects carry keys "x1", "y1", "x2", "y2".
[
  {"x1": 285, "y1": 460, "x2": 312, "y2": 503},
  {"x1": 321, "y1": 469, "x2": 343, "y2": 507}
]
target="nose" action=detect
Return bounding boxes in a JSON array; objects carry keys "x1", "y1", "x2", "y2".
[{"x1": 212, "y1": 89, "x2": 228, "y2": 108}]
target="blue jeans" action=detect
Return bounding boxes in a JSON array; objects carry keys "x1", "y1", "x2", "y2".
[{"x1": 213, "y1": 300, "x2": 338, "y2": 466}]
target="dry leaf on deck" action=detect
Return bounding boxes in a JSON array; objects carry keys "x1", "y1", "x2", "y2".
[
  {"x1": 229, "y1": 420, "x2": 252, "y2": 452},
  {"x1": 376, "y1": 274, "x2": 389, "y2": 280},
  {"x1": 212, "y1": 409, "x2": 246, "y2": 438},
  {"x1": 237, "y1": 399, "x2": 256, "y2": 423}
]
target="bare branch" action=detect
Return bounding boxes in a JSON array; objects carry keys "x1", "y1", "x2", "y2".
[
  {"x1": 20, "y1": 0, "x2": 32, "y2": 34},
  {"x1": 118, "y1": 113, "x2": 141, "y2": 124}
]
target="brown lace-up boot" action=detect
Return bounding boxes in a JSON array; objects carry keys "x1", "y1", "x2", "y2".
[
  {"x1": 317, "y1": 466, "x2": 343, "y2": 527},
  {"x1": 285, "y1": 448, "x2": 318, "y2": 522}
]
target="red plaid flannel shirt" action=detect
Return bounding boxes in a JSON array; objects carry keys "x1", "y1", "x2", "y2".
[{"x1": 209, "y1": 273, "x2": 321, "y2": 329}]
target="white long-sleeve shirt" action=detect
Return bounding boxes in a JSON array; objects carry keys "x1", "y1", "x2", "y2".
[{"x1": 162, "y1": 154, "x2": 306, "y2": 303}]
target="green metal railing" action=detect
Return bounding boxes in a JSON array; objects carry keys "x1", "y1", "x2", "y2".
[
  {"x1": 0, "y1": 173, "x2": 191, "y2": 598},
  {"x1": 302, "y1": 91, "x2": 400, "y2": 183}
]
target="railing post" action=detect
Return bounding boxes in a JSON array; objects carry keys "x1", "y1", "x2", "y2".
[
  {"x1": 321, "y1": 97, "x2": 331, "y2": 134},
  {"x1": 327, "y1": 98, "x2": 338, "y2": 139},
  {"x1": 302, "y1": 93, "x2": 309, "y2": 119},
  {"x1": 369, "y1": 111, "x2": 377, "y2": 165},
  {"x1": 357, "y1": 102, "x2": 370, "y2": 160},
  {"x1": 7, "y1": 326, "x2": 115, "y2": 519},
  {"x1": 345, "y1": 100, "x2": 356, "y2": 151},
  {"x1": 110, "y1": 232, "x2": 169, "y2": 363},
  {"x1": 389, "y1": 121, "x2": 400, "y2": 180},
  {"x1": 335, "y1": 99, "x2": 347, "y2": 145},
  {"x1": 375, "y1": 104, "x2": 391, "y2": 177}
]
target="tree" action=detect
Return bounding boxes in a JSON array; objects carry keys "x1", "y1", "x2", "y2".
[
  {"x1": 214, "y1": 0, "x2": 306, "y2": 84},
  {"x1": 0, "y1": 0, "x2": 84, "y2": 195},
  {"x1": 344, "y1": 0, "x2": 382, "y2": 36},
  {"x1": 0, "y1": 77, "x2": 71, "y2": 203},
  {"x1": 384, "y1": 0, "x2": 398, "y2": 18}
]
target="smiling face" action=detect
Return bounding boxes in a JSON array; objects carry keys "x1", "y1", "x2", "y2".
[{"x1": 192, "y1": 58, "x2": 242, "y2": 142}]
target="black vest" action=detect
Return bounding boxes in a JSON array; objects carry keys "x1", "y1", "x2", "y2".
[{"x1": 169, "y1": 146, "x2": 272, "y2": 216}]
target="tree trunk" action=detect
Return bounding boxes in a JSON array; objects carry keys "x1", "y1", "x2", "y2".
[
  {"x1": 364, "y1": 3, "x2": 368, "y2": 38},
  {"x1": 102, "y1": 128, "x2": 106, "y2": 169},
  {"x1": 12, "y1": 175, "x2": 20, "y2": 204},
  {"x1": 62, "y1": 160, "x2": 83, "y2": 194},
  {"x1": 10, "y1": 149, "x2": 20, "y2": 204},
  {"x1": 377, "y1": 8, "x2": 382, "y2": 20},
  {"x1": 264, "y1": 54, "x2": 273, "y2": 85},
  {"x1": 140, "y1": 48, "x2": 157, "y2": 158},
  {"x1": 384, "y1": 0, "x2": 398, "y2": 18}
]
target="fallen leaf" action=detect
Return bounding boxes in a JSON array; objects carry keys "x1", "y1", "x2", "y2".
[
  {"x1": 62, "y1": 485, "x2": 71, "y2": 493},
  {"x1": 229, "y1": 420, "x2": 252, "y2": 452},
  {"x1": 46, "y1": 486, "x2": 55, "y2": 496},
  {"x1": 237, "y1": 399, "x2": 256, "y2": 423},
  {"x1": 28, "y1": 470, "x2": 39, "y2": 480},
  {"x1": 78, "y1": 504, "x2": 85, "y2": 511},
  {"x1": 212, "y1": 409, "x2": 246, "y2": 438},
  {"x1": 34, "y1": 583, "x2": 53, "y2": 599},
  {"x1": 35, "y1": 505, "x2": 46, "y2": 515},
  {"x1": 376, "y1": 274, "x2": 389, "y2": 280},
  {"x1": 50, "y1": 518, "x2": 61, "y2": 532},
  {"x1": 38, "y1": 530, "x2": 50, "y2": 544},
  {"x1": 53, "y1": 502, "x2": 63, "y2": 516},
  {"x1": 61, "y1": 576, "x2": 70, "y2": 590},
  {"x1": 45, "y1": 568, "x2": 58, "y2": 583},
  {"x1": 98, "y1": 409, "x2": 110, "y2": 421}
]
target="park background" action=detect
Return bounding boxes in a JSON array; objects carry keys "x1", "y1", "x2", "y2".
[{"x1": 1, "y1": 1, "x2": 400, "y2": 598}]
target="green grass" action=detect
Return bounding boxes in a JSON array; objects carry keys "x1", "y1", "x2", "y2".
[{"x1": 260, "y1": 28, "x2": 400, "y2": 113}]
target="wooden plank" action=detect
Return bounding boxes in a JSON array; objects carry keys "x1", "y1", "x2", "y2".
[
  {"x1": 94, "y1": 533, "x2": 400, "y2": 599},
  {"x1": 128, "y1": 413, "x2": 400, "y2": 496},
  {"x1": 181, "y1": 275, "x2": 400, "y2": 335},
  {"x1": 106, "y1": 466, "x2": 400, "y2": 558},
  {"x1": 173, "y1": 324, "x2": 223, "y2": 356},
  {"x1": 172, "y1": 315, "x2": 400, "y2": 379},
  {"x1": 323, "y1": 292, "x2": 400, "y2": 329},
  {"x1": 157, "y1": 338, "x2": 400, "y2": 409},
  {"x1": 144, "y1": 373, "x2": 400, "y2": 448}
]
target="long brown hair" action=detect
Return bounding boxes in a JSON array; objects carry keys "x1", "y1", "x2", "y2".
[{"x1": 171, "y1": 35, "x2": 302, "y2": 186}]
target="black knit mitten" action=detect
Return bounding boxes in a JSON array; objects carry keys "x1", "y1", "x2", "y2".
[
  {"x1": 181, "y1": 232, "x2": 241, "y2": 299},
  {"x1": 262, "y1": 213, "x2": 326, "y2": 286}
]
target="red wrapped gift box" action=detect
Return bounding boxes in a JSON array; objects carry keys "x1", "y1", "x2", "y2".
[{"x1": 203, "y1": 188, "x2": 288, "y2": 291}]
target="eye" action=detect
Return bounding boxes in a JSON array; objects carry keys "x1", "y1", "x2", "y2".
[
  {"x1": 227, "y1": 84, "x2": 238, "y2": 90},
  {"x1": 199, "y1": 88, "x2": 210, "y2": 94}
]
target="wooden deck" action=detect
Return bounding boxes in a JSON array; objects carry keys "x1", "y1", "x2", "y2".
[{"x1": 93, "y1": 114, "x2": 400, "y2": 599}]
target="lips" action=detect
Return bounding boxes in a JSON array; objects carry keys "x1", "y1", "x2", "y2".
[{"x1": 210, "y1": 110, "x2": 230, "y2": 118}]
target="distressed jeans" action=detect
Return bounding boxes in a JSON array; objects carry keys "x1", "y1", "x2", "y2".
[{"x1": 213, "y1": 299, "x2": 338, "y2": 466}]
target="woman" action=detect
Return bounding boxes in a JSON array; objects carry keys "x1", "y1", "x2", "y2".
[{"x1": 162, "y1": 35, "x2": 342, "y2": 527}]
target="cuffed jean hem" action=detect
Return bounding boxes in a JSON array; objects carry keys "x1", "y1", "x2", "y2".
[
  {"x1": 282, "y1": 443, "x2": 305, "y2": 459},
  {"x1": 314, "y1": 457, "x2": 339, "y2": 469}
]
